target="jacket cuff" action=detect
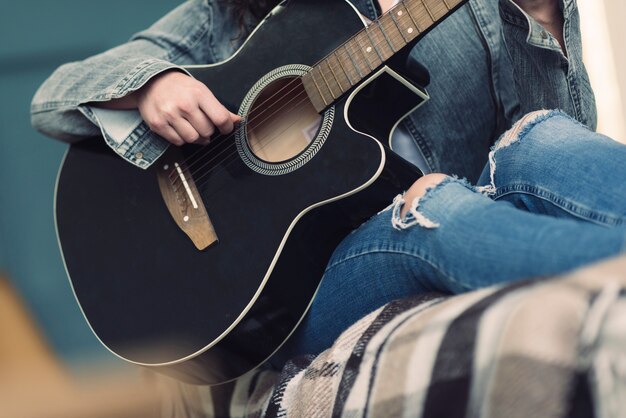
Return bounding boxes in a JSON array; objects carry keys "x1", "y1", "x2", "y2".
[
  {"x1": 86, "y1": 58, "x2": 191, "y2": 104},
  {"x1": 79, "y1": 105, "x2": 169, "y2": 169},
  {"x1": 76, "y1": 59, "x2": 191, "y2": 169}
]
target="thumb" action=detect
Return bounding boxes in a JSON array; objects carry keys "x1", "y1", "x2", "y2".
[{"x1": 230, "y1": 112, "x2": 242, "y2": 123}]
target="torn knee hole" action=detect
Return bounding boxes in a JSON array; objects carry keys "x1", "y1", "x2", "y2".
[
  {"x1": 385, "y1": 177, "x2": 448, "y2": 231},
  {"x1": 479, "y1": 109, "x2": 556, "y2": 196},
  {"x1": 388, "y1": 194, "x2": 440, "y2": 230},
  {"x1": 401, "y1": 173, "x2": 449, "y2": 217}
]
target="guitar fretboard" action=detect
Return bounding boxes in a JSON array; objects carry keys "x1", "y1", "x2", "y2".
[{"x1": 302, "y1": 0, "x2": 464, "y2": 111}]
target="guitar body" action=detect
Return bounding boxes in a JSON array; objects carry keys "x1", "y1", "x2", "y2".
[{"x1": 56, "y1": 0, "x2": 430, "y2": 384}]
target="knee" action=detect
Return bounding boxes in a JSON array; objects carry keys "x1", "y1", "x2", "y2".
[
  {"x1": 400, "y1": 173, "x2": 448, "y2": 218},
  {"x1": 493, "y1": 110, "x2": 583, "y2": 155},
  {"x1": 480, "y1": 110, "x2": 593, "y2": 194}
]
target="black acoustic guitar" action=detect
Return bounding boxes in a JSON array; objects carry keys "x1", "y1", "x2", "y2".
[{"x1": 55, "y1": 0, "x2": 467, "y2": 384}]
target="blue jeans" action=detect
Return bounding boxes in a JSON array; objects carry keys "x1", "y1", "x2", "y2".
[{"x1": 273, "y1": 111, "x2": 626, "y2": 364}]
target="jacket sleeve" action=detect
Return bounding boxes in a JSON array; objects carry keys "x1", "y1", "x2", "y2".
[
  {"x1": 31, "y1": 0, "x2": 221, "y2": 168},
  {"x1": 499, "y1": 0, "x2": 597, "y2": 130}
]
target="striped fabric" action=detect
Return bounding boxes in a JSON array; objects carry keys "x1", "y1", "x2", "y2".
[{"x1": 160, "y1": 256, "x2": 626, "y2": 418}]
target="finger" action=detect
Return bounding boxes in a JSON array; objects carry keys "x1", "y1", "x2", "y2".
[
  {"x1": 195, "y1": 137, "x2": 212, "y2": 146},
  {"x1": 141, "y1": 107, "x2": 186, "y2": 146},
  {"x1": 159, "y1": 124, "x2": 185, "y2": 146},
  {"x1": 184, "y1": 107, "x2": 215, "y2": 139},
  {"x1": 169, "y1": 117, "x2": 201, "y2": 144},
  {"x1": 198, "y1": 94, "x2": 234, "y2": 135}
]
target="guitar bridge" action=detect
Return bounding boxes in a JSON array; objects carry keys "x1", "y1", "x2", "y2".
[{"x1": 156, "y1": 148, "x2": 218, "y2": 250}]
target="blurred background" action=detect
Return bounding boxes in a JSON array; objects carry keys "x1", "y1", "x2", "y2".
[
  {"x1": 0, "y1": 1, "x2": 624, "y2": 417},
  {"x1": 579, "y1": 0, "x2": 626, "y2": 142},
  {"x1": 0, "y1": 1, "x2": 179, "y2": 417}
]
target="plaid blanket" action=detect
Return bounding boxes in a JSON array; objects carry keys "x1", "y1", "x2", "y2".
[{"x1": 160, "y1": 256, "x2": 626, "y2": 418}]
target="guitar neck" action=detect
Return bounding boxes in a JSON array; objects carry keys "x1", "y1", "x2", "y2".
[{"x1": 302, "y1": 0, "x2": 466, "y2": 111}]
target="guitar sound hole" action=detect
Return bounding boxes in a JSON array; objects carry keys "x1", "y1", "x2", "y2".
[{"x1": 246, "y1": 76, "x2": 322, "y2": 163}]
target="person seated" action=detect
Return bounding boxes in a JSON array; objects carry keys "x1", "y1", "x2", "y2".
[{"x1": 31, "y1": 0, "x2": 624, "y2": 368}]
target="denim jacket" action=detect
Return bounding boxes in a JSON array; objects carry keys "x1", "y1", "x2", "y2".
[{"x1": 31, "y1": 0, "x2": 596, "y2": 181}]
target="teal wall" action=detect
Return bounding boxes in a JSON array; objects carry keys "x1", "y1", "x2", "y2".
[{"x1": 0, "y1": 0, "x2": 179, "y2": 368}]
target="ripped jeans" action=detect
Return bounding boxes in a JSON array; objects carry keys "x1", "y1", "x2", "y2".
[{"x1": 275, "y1": 110, "x2": 626, "y2": 361}]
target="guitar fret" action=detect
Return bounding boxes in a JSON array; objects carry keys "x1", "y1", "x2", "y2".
[
  {"x1": 319, "y1": 69, "x2": 334, "y2": 98},
  {"x1": 354, "y1": 32, "x2": 378, "y2": 70},
  {"x1": 421, "y1": 0, "x2": 436, "y2": 22},
  {"x1": 406, "y1": 1, "x2": 433, "y2": 31},
  {"x1": 323, "y1": 60, "x2": 342, "y2": 97},
  {"x1": 302, "y1": 0, "x2": 463, "y2": 113},
  {"x1": 394, "y1": 3, "x2": 420, "y2": 41},
  {"x1": 333, "y1": 50, "x2": 355, "y2": 86},
  {"x1": 343, "y1": 44, "x2": 364, "y2": 78},
  {"x1": 328, "y1": 52, "x2": 351, "y2": 89},
  {"x1": 310, "y1": 68, "x2": 330, "y2": 106},
  {"x1": 364, "y1": 27, "x2": 385, "y2": 62},
  {"x1": 323, "y1": 58, "x2": 344, "y2": 92},
  {"x1": 428, "y1": 0, "x2": 449, "y2": 19},
  {"x1": 376, "y1": 19, "x2": 397, "y2": 53},
  {"x1": 389, "y1": 10, "x2": 410, "y2": 42},
  {"x1": 368, "y1": 22, "x2": 394, "y2": 58},
  {"x1": 346, "y1": 38, "x2": 372, "y2": 73},
  {"x1": 379, "y1": 14, "x2": 406, "y2": 51},
  {"x1": 301, "y1": 72, "x2": 325, "y2": 112},
  {"x1": 403, "y1": 2, "x2": 422, "y2": 33}
]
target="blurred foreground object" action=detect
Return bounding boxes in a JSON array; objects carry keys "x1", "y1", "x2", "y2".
[
  {"x1": 0, "y1": 276, "x2": 162, "y2": 418},
  {"x1": 162, "y1": 255, "x2": 626, "y2": 418}
]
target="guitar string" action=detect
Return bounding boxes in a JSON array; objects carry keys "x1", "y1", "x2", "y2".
[
  {"x1": 194, "y1": 106, "x2": 318, "y2": 204},
  {"x1": 167, "y1": 33, "x2": 371, "y2": 179},
  {"x1": 171, "y1": 27, "x2": 406, "y2": 193},
  {"x1": 170, "y1": 21, "x2": 422, "y2": 192},
  {"x1": 191, "y1": 97, "x2": 313, "y2": 193},
  {"x1": 173, "y1": 0, "x2": 447, "y2": 185},
  {"x1": 172, "y1": 1, "x2": 450, "y2": 198},
  {"x1": 170, "y1": 80, "x2": 306, "y2": 181},
  {"x1": 168, "y1": 0, "x2": 432, "y2": 184},
  {"x1": 168, "y1": 76, "x2": 305, "y2": 180},
  {"x1": 169, "y1": 21, "x2": 394, "y2": 182},
  {"x1": 192, "y1": 0, "x2": 434, "y2": 198},
  {"x1": 169, "y1": 0, "x2": 425, "y2": 178},
  {"x1": 171, "y1": 28, "x2": 418, "y2": 195},
  {"x1": 172, "y1": 50, "x2": 401, "y2": 197},
  {"x1": 169, "y1": 1, "x2": 438, "y2": 188},
  {"x1": 173, "y1": 87, "x2": 311, "y2": 193}
]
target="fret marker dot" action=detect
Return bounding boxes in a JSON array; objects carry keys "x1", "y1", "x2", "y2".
[
  {"x1": 183, "y1": 216, "x2": 190, "y2": 222},
  {"x1": 366, "y1": 46, "x2": 372, "y2": 53},
  {"x1": 397, "y1": 10, "x2": 403, "y2": 16},
  {"x1": 407, "y1": 27, "x2": 414, "y2": 34}
]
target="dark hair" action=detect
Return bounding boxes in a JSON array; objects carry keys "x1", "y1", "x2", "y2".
[{"x1": 223, "y1": 0, "x2": 282, "y2": 37}]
